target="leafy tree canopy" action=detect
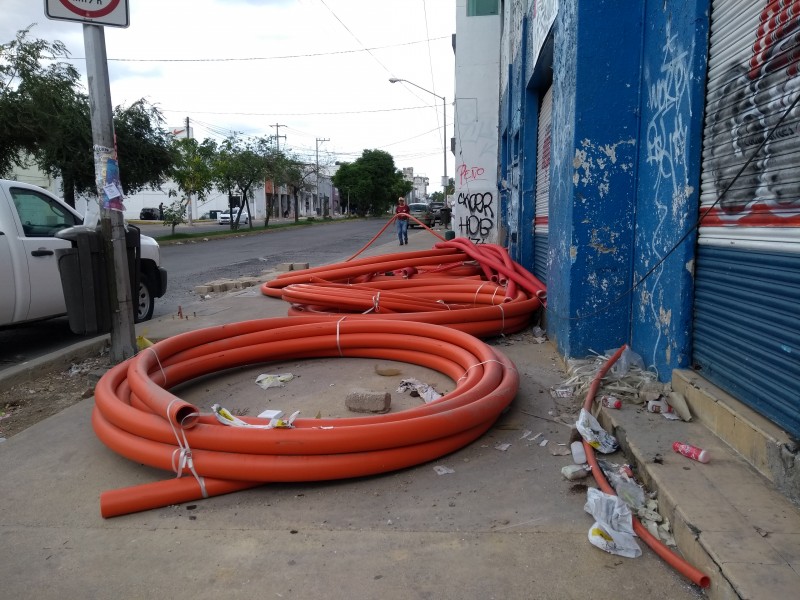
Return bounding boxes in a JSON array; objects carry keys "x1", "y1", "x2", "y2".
[
  {"x1": 1, "y1": 27, "x2": 177, "y2": 206},
  {"x1": 210, "y1": 135, "x2": 279, "y2": 228},
  {"x1": 332, "y1": 149, "x2": 410, "y2": 216}
]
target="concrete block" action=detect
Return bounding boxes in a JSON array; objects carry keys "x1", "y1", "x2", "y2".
[
  {"x1": 346, "y1": 388, "x2": 391, "y2": 414},
  {"x1": 193, "y1": 285, "x2": 213, "y2": 295},
  {"x1": 292, "y1": 262, "x2": 310, "y2": 271},
  {"x1": 276, "y1": 263, "x2": 294, "y2": 272}
]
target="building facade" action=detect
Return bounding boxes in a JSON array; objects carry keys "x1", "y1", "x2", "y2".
[{"x1": 455, "y1": 0, "x2": 799, "y2": 488}]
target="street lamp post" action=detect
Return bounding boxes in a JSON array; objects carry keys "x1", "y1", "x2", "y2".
[{"x1": 389, "y1": 78, "x2": 447, "y2": 201}]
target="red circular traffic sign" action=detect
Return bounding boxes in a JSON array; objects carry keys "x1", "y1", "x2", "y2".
[{"x1": 58, "y1": 0, "x2": 121, "y2": 18}]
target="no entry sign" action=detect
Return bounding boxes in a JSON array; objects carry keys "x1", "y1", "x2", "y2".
[{"x1": 45, "y1": 0, "x2": 130, "y2": 28}]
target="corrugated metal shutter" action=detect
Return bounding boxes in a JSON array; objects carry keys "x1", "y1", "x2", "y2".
[
  {"x1": 695, "y1": 0, "x2": 800, "y2": 437},
  {"x1": 533, "y1": 86, "x2": 553, "y2": 282}
]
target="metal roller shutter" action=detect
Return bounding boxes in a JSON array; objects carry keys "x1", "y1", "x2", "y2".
[
  {"x1": 695, "y1": 0, "x2": 800, "y2": 437},
  {"x1": 533, "y1": 86, "x2": 553, "y2": 282}
]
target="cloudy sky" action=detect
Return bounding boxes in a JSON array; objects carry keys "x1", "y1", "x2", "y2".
[{"x1": 2, "y1": 0, "x2": 456, "y2": 191}]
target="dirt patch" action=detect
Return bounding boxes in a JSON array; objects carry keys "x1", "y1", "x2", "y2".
[{"x1": 0, "y1": 355, "x2": 113, "y2": 439}]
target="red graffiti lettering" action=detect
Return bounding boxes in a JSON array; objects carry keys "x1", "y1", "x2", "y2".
[{"x1": 457, "y1": 164, "x2": 486, "y2": 186}]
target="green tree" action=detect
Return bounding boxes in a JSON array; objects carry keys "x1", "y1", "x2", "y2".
[
  {"x1": 1, "y1": 27, "x2": 176, "y2": 207},
  {"x1": 114, "y1": 100, "x2": 175, "y2": 196},
  {"x1": 162, "y1": 198, "x2": 187, "y2": 235},
  {"x1": 210, "y1": 135, "x2": 278, "y2": 229},
  {"x1": 332, "y1": 149, "x2": 410, "y2": 217},
  {"x1": 430, "y1": 177, "x2": 455, "y2": 203},
  {"x1": 279, "y1": 157, "x2": 316, "y2": 223},
  {"x1": 169, "y1": 137, "x2": 215, "y2": 226},
  {"x1": 0, "y1": 27, "x2": 83, "y2": 189}
]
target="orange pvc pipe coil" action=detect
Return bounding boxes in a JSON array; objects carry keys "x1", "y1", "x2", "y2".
[
  {"x1": 93, "y1": 318, "x2": 519, "y2": 517},
  {"x1": 260, "y1": 240, "x2": 543, "y2": 338}
]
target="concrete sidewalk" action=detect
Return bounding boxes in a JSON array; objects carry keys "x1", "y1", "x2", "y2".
[{"x1": 0, "y1": 227, "x2": 797, "y2": 599}]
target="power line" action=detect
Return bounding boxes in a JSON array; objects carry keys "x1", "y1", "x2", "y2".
[
  {"x1": 71, "y1": 37, "x2": 448, "y2": 63},
  {"x1": 318, "y1": 0, "x2": 394, "y2": 76},
  {"x1": 159, "y1": 105, "x2": 436, "y2": 117}
]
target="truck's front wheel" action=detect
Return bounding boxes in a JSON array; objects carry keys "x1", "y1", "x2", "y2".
[{"x1": 135, "y1": 275, "x2": 155, "y2": 322}]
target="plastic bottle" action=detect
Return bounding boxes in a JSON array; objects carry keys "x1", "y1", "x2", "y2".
[
  {"x1": 647, "y1": 399, "x2": 673, "y2": 413},
  {"x1": 570, "y1": 440, "x2": 587, "y2": 464},
  {"x1": 600, "y1": 395, "x2": 622, "y2": 409},
  {"x1": 672, "y1": 441, "x2": 710, "y2": 463}
]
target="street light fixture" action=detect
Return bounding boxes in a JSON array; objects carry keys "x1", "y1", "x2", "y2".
[{"x1": 389, "y1": 77, "x2": 448, "y2": 201}]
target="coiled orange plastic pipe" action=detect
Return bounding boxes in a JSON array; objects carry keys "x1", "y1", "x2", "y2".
[
  {"x1": 93, "y1": 318, "x2": 519, "y2": 517},
  {"x1": 261, "y1": 240, "x2": 544, "y2": 338}
]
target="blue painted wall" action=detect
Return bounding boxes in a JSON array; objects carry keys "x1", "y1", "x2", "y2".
[
  {"x1": 632, "y1": 1, "x2": 709, "y2": 376},
  {"x1": 495, "y1": 0, "x2": 711, "y2": 378},
  {"x1": 547, "y1": 0, "x2": 643, "y2": 357}
]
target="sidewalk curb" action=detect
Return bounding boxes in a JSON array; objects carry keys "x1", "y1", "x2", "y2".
[{"x1": 0, "y1": 336, "x2": 109, "y2": 390}]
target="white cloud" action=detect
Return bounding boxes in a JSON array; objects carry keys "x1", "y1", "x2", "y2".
[{"x1": 1, "y1": 0, "x2": 455, "y2": 189}]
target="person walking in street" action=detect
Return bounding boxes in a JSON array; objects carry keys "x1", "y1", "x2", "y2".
[{"x1": 395, "y1": 197, "x2": 410, "y2": 245}]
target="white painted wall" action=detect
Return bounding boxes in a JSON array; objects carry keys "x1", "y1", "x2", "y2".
[{"x1": 453, "y1": 0, "x2": 502, "y2": 244}]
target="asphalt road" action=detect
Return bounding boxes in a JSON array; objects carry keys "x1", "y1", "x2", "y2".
[
  {"x1": 149, "y1": 218, "x2": 398, "y2": 318},
  {"x1": 0, "y1": 218, "x2": 399, "y2": 371}
]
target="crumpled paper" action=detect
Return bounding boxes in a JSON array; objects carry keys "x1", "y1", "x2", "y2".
[
  {"x1": 584, "y1": 487, "x2": 642, "y2": 558},
  {"x1": 576, "y1": 408, "x2": 619, "y2": 453},
  {"x1": 255, "y1": 373, "x2": 293, "y2": 389},
  {"x1": 397, "y1": 378, "x2": 442, "y2": 403}
]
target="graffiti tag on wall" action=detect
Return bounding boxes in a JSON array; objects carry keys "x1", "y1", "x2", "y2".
[
  {"x1": 704, "y1": 0, "x2": 800, "y2": 226},
  {"x1": 645, "y1": 27, "x2": 691, "y2": 203},
  {"x1": 458, "y1": 163, "x2": 486, "y2": 186},
  {"x1": 457, "y1": 191, "x2": 494, "y2": 243}
]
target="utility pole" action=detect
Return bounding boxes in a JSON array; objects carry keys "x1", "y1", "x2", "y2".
[
  {"x1": 316, "y1": 137, "x2": 329, "y2": 216},
  {"x1": 270, "y1": 124, "x2": 287, "y2": 217},
  {"x1": 271, "y1": 123, "x2": 287, "y2": 151},
  {"x1": 185, "y1": 116, "x2": 193, "y2": 226},
  {"x1": 83, "y1": 24, "x2": 136, "y2": 361}
]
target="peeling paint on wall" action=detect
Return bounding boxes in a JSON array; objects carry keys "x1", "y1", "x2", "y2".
[{"x1": 572, "y1": 139, "x2": 636, "y2": 196}]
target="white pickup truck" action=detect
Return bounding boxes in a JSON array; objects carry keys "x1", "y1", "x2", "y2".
[{"x1": 0, "y1": 179, "x2": 167, "y2": 328}]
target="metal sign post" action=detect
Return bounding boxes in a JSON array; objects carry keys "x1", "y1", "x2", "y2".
[
  {"x1": 83, "y1": 23, "x2": 136, "y2": 361},
  {"x1": 45, "y1": 1, "x2": 136, "y2": 360}
]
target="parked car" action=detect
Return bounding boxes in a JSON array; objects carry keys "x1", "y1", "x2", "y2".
[
  {"x1": 217, "y1": 208, "x2": 249, "y2": 225},
  {"x1": 407, "y1": 203, "x2": 429, "y2": 227},
  {"x1": 139, "y1": 207, "x2": 160, "y2": 220},
  {"x1": 0, "y1": 179, "x2": 167, "y2": 326}
]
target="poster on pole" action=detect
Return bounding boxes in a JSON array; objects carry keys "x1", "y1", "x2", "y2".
[{"x1": 44, "y1": 0, "x2": 130, "y2": 28}]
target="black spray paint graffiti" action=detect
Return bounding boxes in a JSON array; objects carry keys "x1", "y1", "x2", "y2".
[{"x1": 457, "y1": 191, "x2": 495, "y2": 242}]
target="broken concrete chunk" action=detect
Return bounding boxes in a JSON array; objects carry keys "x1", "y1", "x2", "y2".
[{"x1": 346, "y1": 388, "x2": 391, "y2": 413}]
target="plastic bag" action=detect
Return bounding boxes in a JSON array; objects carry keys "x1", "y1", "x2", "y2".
[
  {"x1": 597, "y1": 460, "x2": 645, "y2": 510},
  {"x1": 576, "y1": 409, "x2": 619, "y2": 453},
  {"x1": 584, "y1": 488, "x2": 642, "y2": 558},
  {"x1": 255, "y1": 373, "x2": 293, "y2": 389},
  {"x1": 608, "y1": 347, "x2": 645, "y2": 379}
]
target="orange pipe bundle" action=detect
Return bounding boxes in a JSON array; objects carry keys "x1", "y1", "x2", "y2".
[
  {"x1": 261, "y1": 239, "x2": 545, "y2": 337},
  {"x1": 93, "y1": 317, "x2": 519, "y2": 517}
]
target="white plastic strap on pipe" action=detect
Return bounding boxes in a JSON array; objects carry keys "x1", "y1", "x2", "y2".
[
  {"x1": 473, "y1": 282, "x2": 490, "y2": 306},
  {"x1": 336, "y1": 317, "x2": 347, "y2": 357},
  {"x1": 167, "y1": 399, "x2": 208, "y2": 498},
  {"x1": 457, "y1": 359, "x2": 510, "y2": 382},
  {"x1": 145, "y1": 346, "x2": 168, "y2": 386}
]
